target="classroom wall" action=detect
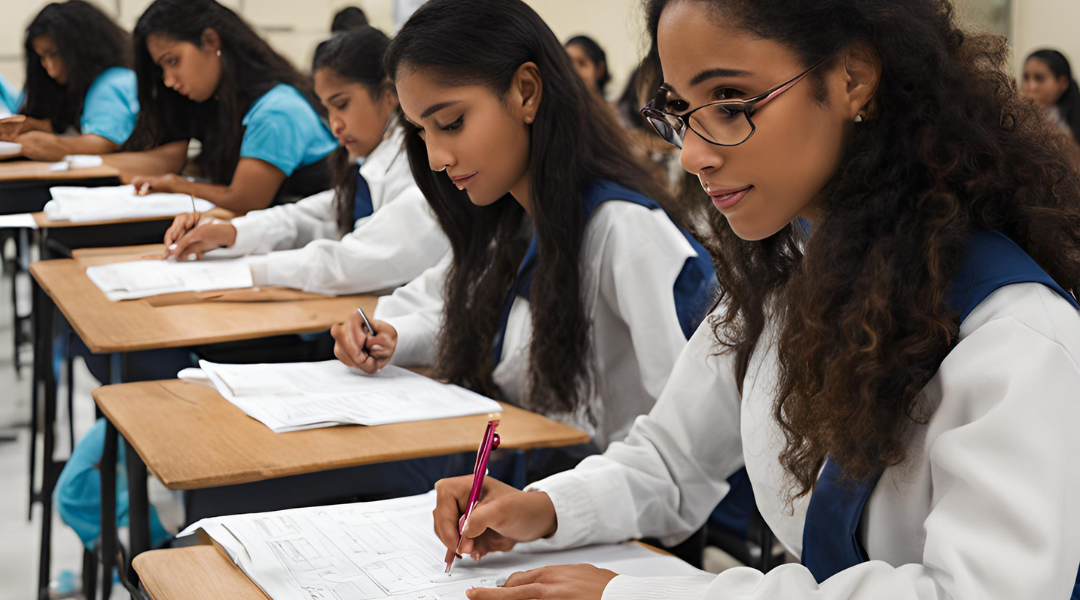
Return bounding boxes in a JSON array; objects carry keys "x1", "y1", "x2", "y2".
[{"x1": 1, "y1": 0, "x2": 1077, "y2": 101}]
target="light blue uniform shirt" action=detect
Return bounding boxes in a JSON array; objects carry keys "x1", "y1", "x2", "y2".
[
  {"x1": 0, "y1": 73, "x2": 22, "y2": 116},
  {"x1": 239, "y1": 84, "x2": 336, "y2": 176},
  {"x1": 80, "y1": 66, "x2": 139, "y2": 145}
]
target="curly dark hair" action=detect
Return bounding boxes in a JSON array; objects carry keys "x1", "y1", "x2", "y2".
[
  {"x1": 386, "y1": 0, "x2": 670, "y2": 418},
  {"x1": 645, "y1": 0, "x2": 1080, "y2": 499},
  {"x1": 21, "y1": 0, "x2": 132, "y2": 133}
]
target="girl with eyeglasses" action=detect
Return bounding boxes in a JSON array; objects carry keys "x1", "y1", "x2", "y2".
[
  {"x1": 429, "y1": 0, "x2": 1080, "y2": 599},
  {"x1": 0, "y1": 1, "x2": 138, "y2": 161},
  {"x1": 106, "y1": 0, "x2": 337, "y2": 212},
  {"x1": 331, "y1": 0, "x2": 716, "y2": 469}
]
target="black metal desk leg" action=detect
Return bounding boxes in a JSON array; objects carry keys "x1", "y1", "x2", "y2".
[
  {"x1": 35, "y1": 281, "x2": 57, "y2": 600},
  {"x1": 124, "y1": 437, "x2": 149, "y2": 591},
  {"x1": 100, "y1": 419, "x2": 118, "y2": 600}
]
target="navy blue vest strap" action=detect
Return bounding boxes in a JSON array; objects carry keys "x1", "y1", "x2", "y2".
[
  {"x1": 490, "y1": 180, "x2": 716, "y2": 367},
  {"x1": 801, "y1": 230, "x2": 1080, "y2": 585},
  {"x1": 353, "y1": 168, "x2": 374, "y2": 222}
]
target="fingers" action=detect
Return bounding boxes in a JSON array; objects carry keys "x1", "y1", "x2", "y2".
[
  {"x1": 164, "y1": 214, "x2": 198, "y2": 247},
  {"x1": 331, "y1": 323, "x2": 360, "y2": 370},
  {"x1": 433, "y1": 477, "x2": 474, "y2": 551},
  {"x1": 332, "y1": 315, "x2": 373, "y2": 371},
  {"x1": 466, "y1": 583, "x2": 543, "y2": 600}
]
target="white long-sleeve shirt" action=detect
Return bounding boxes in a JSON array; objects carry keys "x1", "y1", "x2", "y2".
[
  {"x1": 208, "y1": 127, "x2": 449, "y2": 295},
  {"x1": 374, "y1": 200, "x2": 705, "y2": 450},
  {"x1": 522, "y1": 281, "x2": 1080, "y2": 599}
]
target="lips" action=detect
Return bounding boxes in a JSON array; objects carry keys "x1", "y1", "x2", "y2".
[
  {"x1": 706, "y1": 185, "x2": 753, "y2": 210},
  {"x1": 449, "y1": 172, "x2": 477, "y2": 189}
]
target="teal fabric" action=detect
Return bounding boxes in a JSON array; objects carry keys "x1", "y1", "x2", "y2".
[
  {"x1": 80, "y1": 67, "x2": 139, "y2": 145},
  {"x1": 55, "y1": 418, "x2": 171, "y2": 551},
  {"x1": 239, "y1": 84, "x2": 336, "y2": 176},
  {"x1": 0, "y1": 73, "x2": 22, "y2": 114}
]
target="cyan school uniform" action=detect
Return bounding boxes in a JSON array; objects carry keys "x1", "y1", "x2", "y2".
[
  {"x1": 0, "y1": 73, "x2": 22, "y2": 117},
  {"x1": 80, "y1": 66, "x2": 139, "y2": 145}
]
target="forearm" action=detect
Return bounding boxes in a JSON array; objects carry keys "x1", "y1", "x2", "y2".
[
  {"x1": 177, "y1": 179, "x2": 273, "y2": 214},
  {"x1": 104, "y1": 141, "x2": 188, "y2": 180},
  {"x1": 17, "y1": 132, "x2": 119, "y2": 161}
]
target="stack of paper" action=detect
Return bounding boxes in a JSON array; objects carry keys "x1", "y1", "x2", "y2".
[
  {"x1": 181, "y1": 492, "x2": 705, "y2": 600},
  {"x1": 86, "y1": 258, "x2": 255, "y2": 301},
  {"x1": 0, "y1": 141, "x2": 20, "y2": 158},
  {"x1": 198, "y1": 360, "x2": 503, "y2": 432},
  {"x1": 44, "y1": 184, "x2": 215, "y2": 222}
]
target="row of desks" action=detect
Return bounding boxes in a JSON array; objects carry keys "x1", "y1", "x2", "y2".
[{"x1": 2, "y1": 164, "x2": 592, "y2": 600}]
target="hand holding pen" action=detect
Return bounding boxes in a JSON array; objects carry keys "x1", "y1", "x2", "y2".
[{"x1": 331, "y1": 306, "x2": 397, "y2": 373}]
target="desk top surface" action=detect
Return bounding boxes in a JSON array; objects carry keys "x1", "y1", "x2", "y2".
[
  {"x1": 135, "y1": 544, "x2": 270, "y2": 600},
  {"x1": 0, "y1": 161, "x2": 119, "y2": 182},
  {"x1": 30, "y1": 247, "x2": 374, "y2": 353},
  {"x1": 96, "y1": 378, "x2": 589, "y2": 489}
]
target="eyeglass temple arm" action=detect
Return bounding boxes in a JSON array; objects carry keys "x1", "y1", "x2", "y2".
[{"x1": 749, "y1": 68, "x2": 815, "y2": 113}]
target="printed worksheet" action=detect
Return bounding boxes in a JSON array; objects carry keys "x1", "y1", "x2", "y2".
[
  {"x1": 199, "y1": 360, "x2": 503, "y2": 432},
  {"x1": 182, "y1": 492, "x2": 706, "y2": 600},
  {"x1": 86, "y1": 258, "x2": 256, "y2": 301}
]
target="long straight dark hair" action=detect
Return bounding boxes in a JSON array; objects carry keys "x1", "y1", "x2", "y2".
[
  {"x1": 1027, "y1": 49, "x2": 1080, "y2": 144},
  {"x1": 126, "y1": 0, "x2": 321, "y2": 185},
  {"x1": 21, "y1": 0, "x2": 131, "y2": 133},
  {"x1": 313, "y1": 27, "x2": 396, "y2": 235},
  {"x1": 385, "y1": 0, "x2": 669, "y2": 418}
]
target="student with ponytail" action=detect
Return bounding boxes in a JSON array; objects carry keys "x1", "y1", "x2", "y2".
[
  {"x1": 429, "y1": 1, "x2": 1080, "y2": 599},
  {"x1": 332, "y1": 0, "x2": 716, "y2": 462},
  {"x1": 161, "y1": 27, "x2": 448, "y2": 295},
  {"x1": 1023, "y1": 49, "x2": 1080, "y2": 145}
]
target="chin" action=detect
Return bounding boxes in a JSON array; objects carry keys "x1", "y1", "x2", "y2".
[{"x1": 727, "y1": 217, "x2": 788, "y2": 242}]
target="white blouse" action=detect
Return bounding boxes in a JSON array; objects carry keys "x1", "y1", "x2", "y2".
[
  {"x1": 374, "y1": 200, "x2": 705, "y2": 450},
  {"x1": 523, "y1": 281, "x2": 1080, "y2": 599},
  {"x1": 209, "y1": 127, "x2": 449, "y2": 296}
]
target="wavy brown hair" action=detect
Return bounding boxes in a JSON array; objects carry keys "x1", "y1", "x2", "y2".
[
  {"x1": 387, "y1": 0, "x2": 670, "y2": 419},
  {"x1": 646, "y1": 0, "x2": 1080, "y2": 498}
]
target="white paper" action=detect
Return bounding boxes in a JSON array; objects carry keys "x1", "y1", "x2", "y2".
[
  {"x1": 0, "y1": 141, "x2": 21, "y2": 158},
  {"x1": 85, "y1": 258, "x2": 255, "y2": 301},
  {"x1": 180, "y1": 492, "x2": 704, "y2": 600},
  {"x1": 44, "y1": 184, "x2": 215, "y2": 223},
  {"x1": 62, "y1": 154, "x2": 104, "y2": 168},
  {"x1": 199, "y1": 360, "x2": 503, "y2": 432},
  {"x1": 0, "y1": 213, "x2": 37, "y2": 229}
]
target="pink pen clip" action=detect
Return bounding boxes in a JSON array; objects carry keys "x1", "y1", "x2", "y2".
[{"x1": 445, "y1": 419, "x2": 500, "y2": 575}]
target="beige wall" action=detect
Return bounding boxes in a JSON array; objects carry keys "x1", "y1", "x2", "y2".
[{"x1": 3, "y1": 0, "x2": 1078, "y2": 101}]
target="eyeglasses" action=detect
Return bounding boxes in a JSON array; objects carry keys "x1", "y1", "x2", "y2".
[{"x1": 640, "y1": 57, "x2": 829, "y2": 149}]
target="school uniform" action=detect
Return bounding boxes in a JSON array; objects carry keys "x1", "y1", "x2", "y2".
[
  {"x1": 207, "y1": 126, "x2": 448, "y2": 295},
  {"x1": 0, "y1": 73, "x2": 21, "y2": 117},
  {"x1": 238, "y1": 83, "x2": 337, "y2": 201},
  {"x1": 376, "y1": 180, "x2": 717, "y2": 451},
  {"x1": 521, "y1": 232, "x2": 1080, "y2": 599},
  {"x1": 79, "y1": 66, "x2": 139, "y2": 145}
]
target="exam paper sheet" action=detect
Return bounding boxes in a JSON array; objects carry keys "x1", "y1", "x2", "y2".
[
  {"x1": 181, "y1": 492, "x2": 705, "y2": 600},
  {"x1": 45, "y1": 184, "x2": 215, "y2": 222},
  {"x1": 85, "y1": 258, "x2": 255, "y2": 301},
  {"x1": 199, "y1": 360, "x2": 503, "y2": 432}
]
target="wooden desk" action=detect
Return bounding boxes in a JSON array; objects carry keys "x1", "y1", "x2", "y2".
[
  {"x1": 0, "y1": 161, "x2": 119, "y2": 182},
  {"x1": 30, "y1": 256, "x2": 374, "y2": 353},
  {"x1": 96, "y1": 379, "x2": 588, "y2": 490},
  {"x1": 136, "y1": 544, "x2": 268, "y2": 600}
]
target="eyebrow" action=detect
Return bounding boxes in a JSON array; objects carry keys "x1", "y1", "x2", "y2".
[
  {"x1": 420, "y1": 101, "x2": 460, "y2": 120},
  {"x1": 326, "y1": 92, "x2": 347, "y2": 103},
  {"x1": 153, "y1": 52, "x2": 171, "y2": 66},
  {"x1": 689, "y1": 67, "x2": 752, "y2": 88}
]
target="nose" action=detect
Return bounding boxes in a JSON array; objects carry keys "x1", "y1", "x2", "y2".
[
  {"x1": 679, "y1": 128, "x2": 725, "y2": 180},
  {"x1": 331, "y1": 116, "x2": 346, "y2": 138},
  {"x1": 425, "y1": 138, "x2": 456, "y2": 173},
  {"x1": 162, "y1": 70, "x2": 180, "y2": 92}
]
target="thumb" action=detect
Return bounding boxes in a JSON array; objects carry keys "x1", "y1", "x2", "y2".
[{"x1": 461, "y1": 499, "x2": 507, "y2": 540}]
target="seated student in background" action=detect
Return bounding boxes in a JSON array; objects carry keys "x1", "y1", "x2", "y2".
[
  {"x1": 1022, "y1": 49, "x2": 1080, "y2": 146},
  {"x1": 565, "y1": 35, "x2": 611, "y2": 102},
  {"x1": 108, "y1": 0, "x2": 337, "y2": 212},
  {"x1": 331, "y1": 6, "x2": 369, "y2": 32},
  {"x1": 161, "y1": 27, "x2": 449, "y2": 296},
  {"x1": 331, "y1": 0, "x2": 717, "y2": 466},
  {"x1": 0, "y1": 0, "x2": 138, "y2": 160},
  {"x1": 0, "y1": 74, "x2": 22, "y2": 118},
  {"x1": 430, "y1": 0, "x2": 1080, "y2": 598}
]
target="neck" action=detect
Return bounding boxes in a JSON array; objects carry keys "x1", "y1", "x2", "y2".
[{"x1": 509, "y1": 170, "x2": 532, "y2": 215}]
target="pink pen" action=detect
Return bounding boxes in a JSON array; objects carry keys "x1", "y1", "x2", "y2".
[{"x1": 445, "y1": 419, "x2": 500, "y2": 575}]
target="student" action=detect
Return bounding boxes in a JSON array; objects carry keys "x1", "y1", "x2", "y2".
[
  {"x1": 565, "y1": 35, "x2": 610, "y2": 100},
  {"x1": 0, "y1": 1, "x2": 138, "y2": 160},
  {"x1": 113, "y1": 0, "x2": 337, "y2": 212},
  {"x1": 0, "y1": 73, "x2": 22, "y2": 118},
  {"x1": 331, "y1": 6, "x2": 369, "y2": 32},
  {"x1": 331, "y1": 0, "x2": 717, "y2": 462},
  {"x1": 430, "y1": 0, "x2": 1080, "y2": 598},
  {"x1": 162, "y1": 27, "x2": 449, "y2": 296},
  {"x1": 1022, "y1": 49, "x2": 1080, "y2": 144}
]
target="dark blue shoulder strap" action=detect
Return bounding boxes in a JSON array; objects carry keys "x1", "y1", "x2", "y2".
[
  {"x1": 802, "y1": 230, "x2": 1079, "y2": 585},
  {"x1": 491, "y1": 180, "x2": 716, "y2": 367}
]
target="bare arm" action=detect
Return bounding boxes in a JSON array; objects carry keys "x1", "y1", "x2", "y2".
[
  {"x1": 130, "y1": 157, "x2": 286, "y2": 214},
  {"x1": 102, "y1": 140, "x2": 189, "y2": 181},
  {"x1": 15, "y1": 132, "x2": 120, "y2": 161}
]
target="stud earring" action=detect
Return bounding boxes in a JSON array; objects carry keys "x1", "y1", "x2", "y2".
[
  {"x1": 216, "y1": 50, "x2": 222, "y2": 57},
  {"x1": 854, "y1": 114, "x2": 864, "y2": 123}
]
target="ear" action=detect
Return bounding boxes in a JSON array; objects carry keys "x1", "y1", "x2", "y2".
[
  {"x1": 381, "y1": 83, "x2": 400, "y2": 113},
  {"x1": 840, "y1": 41, "x2": 881, "y2": 120},
  {"x1": 511, "y1": 61, "x2": 543, "y2": 124},
  {"x1": 201, "y1": 28, "x2": 221, "y2": 54}
]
